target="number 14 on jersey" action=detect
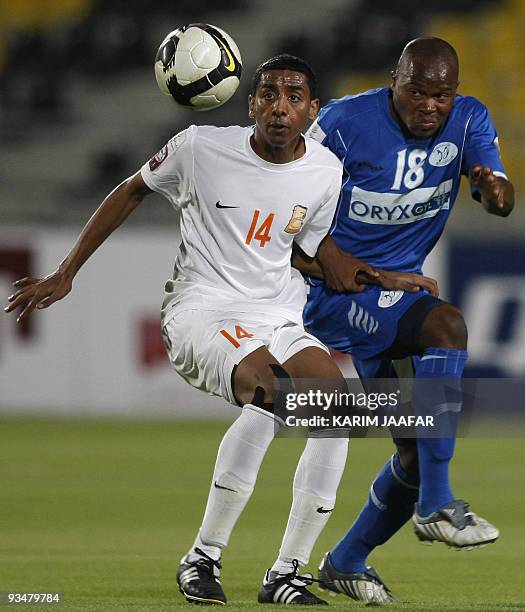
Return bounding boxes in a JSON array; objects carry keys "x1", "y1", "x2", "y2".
[{"x1": 245, "y1": 210, "x2": 275, "y2": 247}]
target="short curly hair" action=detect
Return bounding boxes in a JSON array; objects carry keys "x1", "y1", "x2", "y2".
[{"x1": 250, "y1": 54, "x2": 317, "y2": 99}]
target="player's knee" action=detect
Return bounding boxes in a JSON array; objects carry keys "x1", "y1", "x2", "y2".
[
  {"x1": 420, "y1": 304, "x2": 467, "y2": 350},
  {"x1": 250, "y1": 363, "x2": 293, "y2": 412},
  {"x1": 396, "y1": 444, "x2": 419, "y2": 478}
]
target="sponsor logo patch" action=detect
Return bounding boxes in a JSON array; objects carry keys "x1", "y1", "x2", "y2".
[
  {"x1": 356, "y1": 160, "x2": 383, "y2": 172},
  {"x1": 378, "y1": 290, "x2": 404, "y2": 308},
  {"x1": 215, "y1": 201, "x2": 239, "y2": 209},
  {"x1": 349, "y1": 180, "x2": 453, "y2": 225},
  {"x1": 429, "y1": 142, "x2": 458, "y2": 167},
  {"x1": 214, "y1": 480, "x2": 237, "y2": 492}
]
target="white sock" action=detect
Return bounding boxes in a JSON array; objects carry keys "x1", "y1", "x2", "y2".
[
  {"x1": 271, "y1": 436, "x2": 349, "y2": 574},
  {"x1": 187, "y1": 534, "x2": 222, "y2": 563},
  {"x1": 188, "y1": 405, "x2": 280, "y2": 560}
]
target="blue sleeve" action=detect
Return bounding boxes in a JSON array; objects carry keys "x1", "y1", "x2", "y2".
[
  {"x1": 307, "y1": 101, "x2": 348, "y2": 162},
  {"x1": 461, "y1": 100, "x2": 507, "y2": 202},
  {"x1": 462, "y1": 103, "x2": 506, "y2": 175}
]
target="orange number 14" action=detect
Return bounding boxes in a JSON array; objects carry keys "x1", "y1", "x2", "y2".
[
  {"x1": 245, "y1": 210, "x2": 275, "y2": 247},
  {"x1": 220, "y1": 325, "x2": 254, "y2": 349}
]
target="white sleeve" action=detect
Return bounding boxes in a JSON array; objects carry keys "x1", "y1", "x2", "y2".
[
  {"x1": 140, "y1": 125, "x2": 196, "y2": 209},
  {"x1": 293, "y1": 170, "x2": 342, "y2": 257},
  {"x1": 305, "y1": 119, "x2": 327, "y2": 144}
]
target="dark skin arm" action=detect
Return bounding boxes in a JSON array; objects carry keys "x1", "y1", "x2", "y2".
[
  {"x1": 5, "y1": 172, "x2": 152, "y2": 322},
  {"x1": 292, "y1": 240, "x2": 439, "y2": 297},
  {"x1": 314, "y1": 235, "x2": 379, "y2": 293},
  {"x1": 469, "y1": 164, "x2": 514, "y2": 217}
]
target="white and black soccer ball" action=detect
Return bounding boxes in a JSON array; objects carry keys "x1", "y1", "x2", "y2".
[{"x1": 154, "y1": 23, "x2": 242, "y2": 111}]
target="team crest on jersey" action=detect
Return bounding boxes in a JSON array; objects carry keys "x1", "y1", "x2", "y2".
[
  {"x1": 429, "y1": 142, "x2": 458, "y2": 167},
  {"x1": 284, "y1": 205, "x2": 308, "y2": 234},
  {"x1": 378, "y1": 290, "x2": 404, "y2": 308},
  {"x1": 149, "y1": 145, "x2": 168, "y2": 171}
]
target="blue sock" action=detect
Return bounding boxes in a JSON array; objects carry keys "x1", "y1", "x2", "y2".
[
  {"x1": 330, "y1": 453, "x2": 419, "y2": 573},
  {"x1": 414, "y1": 347, "x2": 468, "y2": 517}
]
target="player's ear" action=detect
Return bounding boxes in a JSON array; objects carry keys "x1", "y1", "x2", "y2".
[
  {"x1": 308, "y1": 98, "x2": 320, "y2": 120},
  {"x1": 248, "y1": 94, "x2": 255, "y2": 118},
  {"x1": 390, "y1": 70, "x2": 397, "y2": 89}
]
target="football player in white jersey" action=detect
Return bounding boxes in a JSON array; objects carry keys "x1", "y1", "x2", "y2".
[{"x1": 6, "y1": 55, "x2": 365, "y2": 605}]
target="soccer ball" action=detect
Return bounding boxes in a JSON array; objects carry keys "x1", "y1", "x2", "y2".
[{"x1": 154, "y1": 23, "x2": 242, "y2": 111}]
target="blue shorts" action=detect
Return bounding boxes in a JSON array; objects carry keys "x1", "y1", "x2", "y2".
[{"x1": 304, "y1": 283, "x2": 443, "y2": 361}]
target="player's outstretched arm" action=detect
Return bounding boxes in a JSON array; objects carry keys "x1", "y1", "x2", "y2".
[
  {"x1": 365, "y1": 269, "x2": 439, "y2": 297},
  {"x1": 5, "y1": 173, "x2": 152, "y2": 322},
  {"x1": 469, "y1": 165, "x2": 514, "y2": 217},
  {"x1": 292, "y1": 243, "x2": 438, "y2": 296},
  {"x1": 316, "y1": 235, "x2": 379, "y2": 293}
]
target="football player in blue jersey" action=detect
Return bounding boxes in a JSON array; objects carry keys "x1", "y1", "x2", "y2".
[{"x1": 293, "y1": 37, "x2": 514, "y2": 604}]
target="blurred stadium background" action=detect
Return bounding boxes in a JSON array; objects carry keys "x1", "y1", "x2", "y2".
[{"x1": 1, "y1": 1, "x2": 525, "y2": 609}]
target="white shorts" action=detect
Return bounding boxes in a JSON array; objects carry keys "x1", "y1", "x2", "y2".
[{"x1": 162, "y1": 309, "x2": 329, "y2": 405}]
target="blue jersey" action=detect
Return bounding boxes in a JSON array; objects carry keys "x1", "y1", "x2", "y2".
[{"x1": 307, "y1": 88, "x2": 507, "y2": 273}]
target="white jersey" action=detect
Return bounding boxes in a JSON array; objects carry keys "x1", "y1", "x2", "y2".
[{"x1": 140, "y1": 125, "x2": 343, "y2": 324}]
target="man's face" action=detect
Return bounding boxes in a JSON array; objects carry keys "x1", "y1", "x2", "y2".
[
  {"x1": 391, "y1": 58, "x2": 458, "y2": 139},
  {"x1": 248, "y1": 69, "x2": 319, "y2": 147}
]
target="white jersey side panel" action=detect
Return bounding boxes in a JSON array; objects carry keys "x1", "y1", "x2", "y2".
[{"x1": 141, "y1": 125, "x2": 342, "y2": 323}]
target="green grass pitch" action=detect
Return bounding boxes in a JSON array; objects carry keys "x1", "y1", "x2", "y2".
[{"x1": 1, "y1": 419, "x2": 524, "y2": 611}]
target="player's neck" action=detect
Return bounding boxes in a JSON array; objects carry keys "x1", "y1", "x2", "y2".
[{"x1": 250, "y1": 133, "x2": 306, "y2": 164}]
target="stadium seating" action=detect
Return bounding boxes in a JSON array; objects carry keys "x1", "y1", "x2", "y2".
[{"x1": 1, "y1": 0, "x2": 522, "y2": 225}]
